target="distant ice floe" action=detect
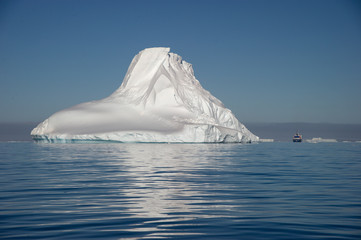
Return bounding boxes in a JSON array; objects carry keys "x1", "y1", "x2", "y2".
[
  {"x1": 259, "y1": 139, "x2": 274, "y2": 142},
  {"x1": 306, "y1": 137, "x2": 337, "y2": 143}
]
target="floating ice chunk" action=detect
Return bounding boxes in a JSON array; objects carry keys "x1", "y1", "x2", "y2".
[{"x1": 306, "y1": 137, "x2": 337, "y2": 143}]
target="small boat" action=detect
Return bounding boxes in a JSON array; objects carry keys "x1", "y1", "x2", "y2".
[{"x1": 293, "y1": 131, "x2": 302, "y2": 142}]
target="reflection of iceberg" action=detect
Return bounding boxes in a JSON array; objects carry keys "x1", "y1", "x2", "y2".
[
  {"x1": 118, "y1": 144, "x2": 236, "y2": 218},
  {"x1": 83, "y1": 143, "x2": 244, "y2": 237},
  {"x1": 306, "y1": 137, "x2": 337, "y2": 143},
  {"x1": 31, "y1": 47, "x2": 258, "y2": 143}
]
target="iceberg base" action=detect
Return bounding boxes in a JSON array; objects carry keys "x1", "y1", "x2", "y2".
[{"x1": 32, "y1": 124, "x2": 257, "y2": 143}]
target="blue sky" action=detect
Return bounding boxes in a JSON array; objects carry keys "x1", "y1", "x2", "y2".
[{"x1": 1, "y1": 0, "x2": 360, "y2": 124}]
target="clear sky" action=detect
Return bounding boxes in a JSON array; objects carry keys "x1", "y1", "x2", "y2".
[{"x1": 1, "y1": 0, "x2": 360, "y2": 124}]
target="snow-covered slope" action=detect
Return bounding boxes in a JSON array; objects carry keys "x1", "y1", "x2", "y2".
[{"x1": 31, "y1": 47, "x2": 258, "y2": 143}]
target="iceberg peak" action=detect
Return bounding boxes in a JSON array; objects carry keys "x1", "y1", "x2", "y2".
[{"x1": 31, "y1": 47, "x2": 258, "y2": 143}]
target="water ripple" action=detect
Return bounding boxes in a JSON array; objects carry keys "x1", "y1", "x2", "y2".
[{"x1": 0, "y1": 142, "x2": 360, "y2": 239}]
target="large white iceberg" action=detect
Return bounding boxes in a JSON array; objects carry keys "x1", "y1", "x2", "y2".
[{"x1": 31, "y1": 47, "x2": 258, "y2": 143}]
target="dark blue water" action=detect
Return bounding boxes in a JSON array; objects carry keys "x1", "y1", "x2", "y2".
[{"x1": 1, "y1": 142, "x2": 360, "y2": 239}]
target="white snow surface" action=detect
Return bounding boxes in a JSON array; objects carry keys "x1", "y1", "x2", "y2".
[{"x1": 31, "y1": 47, "x2": 258, "y2": 143}]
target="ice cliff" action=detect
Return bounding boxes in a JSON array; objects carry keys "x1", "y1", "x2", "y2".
[{"x1": 31, "y1": 47, "x2": 259, "y2": 143}]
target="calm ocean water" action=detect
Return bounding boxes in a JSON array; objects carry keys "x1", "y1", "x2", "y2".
[{"x1": 0, "y1": 142, "x2": 360, "y2": 239}]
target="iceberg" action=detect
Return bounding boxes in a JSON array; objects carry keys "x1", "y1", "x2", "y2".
[
  {"x1": 306, "y1": 137, "x2": 337, "y2": 143},
  {"x1": 31, "y1": 47, "x2": 258, "y2": 143}
]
